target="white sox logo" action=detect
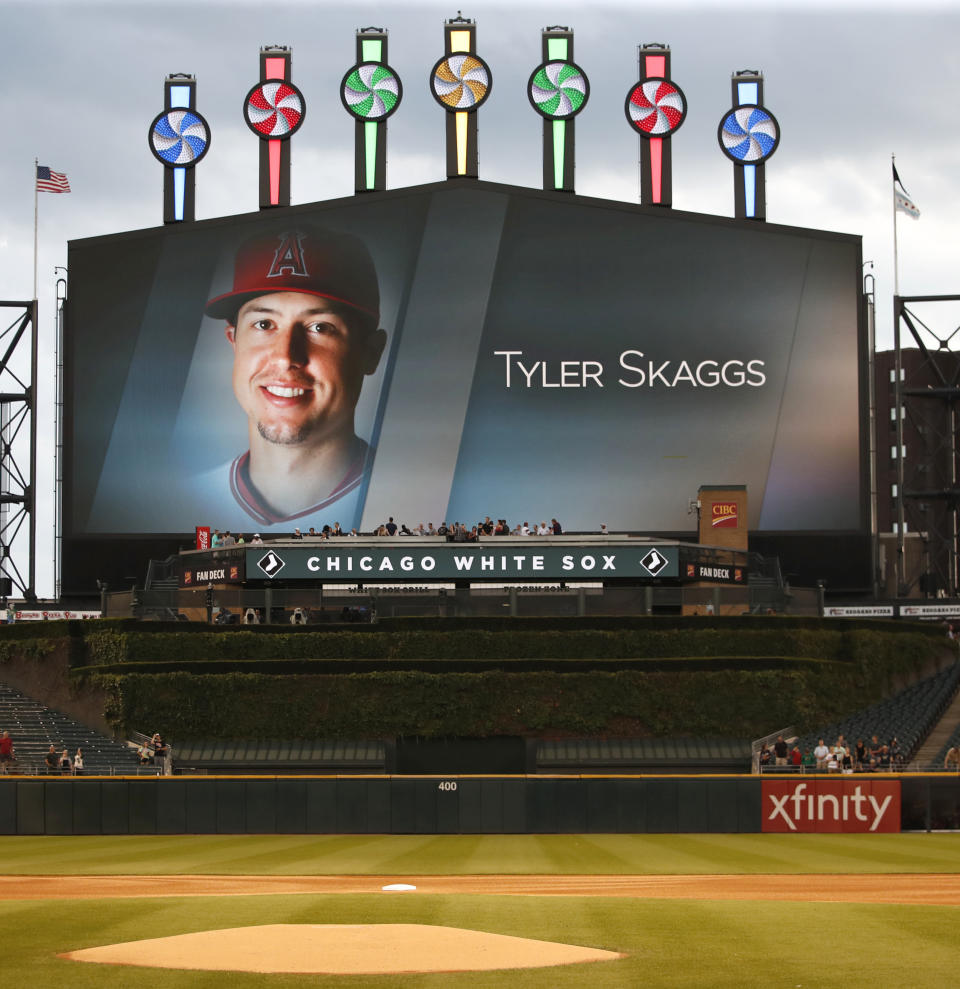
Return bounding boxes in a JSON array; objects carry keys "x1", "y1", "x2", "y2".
[
  {"x1": 640, "y1": 548, "x2": 668, "y2": 576},
  {"x1": 257, "y1": 551, "x2": 286, "y2": 578},
  {"x1": 762, "y1": 780, "x2": 899, "y2": 833},
  {"x1": 267, "y1": 232, "x2": 310, "y2": 279}
]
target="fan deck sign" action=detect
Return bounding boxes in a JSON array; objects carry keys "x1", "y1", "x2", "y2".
[{"x1": 762, "y1": 780, "x2": 900, "y2": 833}]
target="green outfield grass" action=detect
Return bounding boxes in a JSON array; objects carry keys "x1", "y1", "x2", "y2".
[
  {"x1": 1, "y1": 832, "x2": 959, "y2": 876},
  {"x1": 2, "y1": 834, "x2": 959, "y2": 988}
]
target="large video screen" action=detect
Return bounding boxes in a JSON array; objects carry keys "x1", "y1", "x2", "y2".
[{"x1": 65, "y1": 181, "x2": 864, "y2": 540}]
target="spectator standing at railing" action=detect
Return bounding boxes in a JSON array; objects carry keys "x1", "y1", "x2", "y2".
[
  {"x1": 813, "y1": 738, "x2": 830, "y2": 771},
  {"x1": 59, "y1": 749, "x2": 72, "y2": 774},
  {"x1": 773, "y1": 735, "x2": 788, "y2": 767},
  {"x1": 944, "y1": 745, "x2": 960, "y2": 773},
  {"x1": 73, "y1": 749, "x2": 84, "y2": 775},
  {"x1": 790, "y1": 745, "x2": 802, "y2": 770},
  {"x1": 854, "y1": 738, "x2": 867, "y2": 770},
  {"x1": 44, "y1": 744, "x2": 58, "y2": 774},
  {"x1": 801, "y1": 748, "x2": 816, "y2": 773},
  {"x1": 152, "y1": 733, "x2": 167, "y2": 771},
  {"x1": 0, "y1": 730, "x2": 14, "y2": 772},
  {"x1": 758, "y1": 743, "x2": 771, "y2": 769}
]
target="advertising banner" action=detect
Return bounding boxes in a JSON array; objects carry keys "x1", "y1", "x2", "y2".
[
  {"x1": 899, "y1": 604, "x2": 960, "y2": 618},
  {"x1": 196, "y1": 526, "x2": 211, "y2": 550},
  {"x1": 761, "y1": 779, "x2": 900, "y2": 833},
  {"x1": 824, "y1": 606, "x2": 895, "y2": 618},
  {"x1": 13, "y1": 610, "x2": 102, "y2": 621},
  {"x1": 244, "y1": 542, "x2": 678, "y2": 582}
]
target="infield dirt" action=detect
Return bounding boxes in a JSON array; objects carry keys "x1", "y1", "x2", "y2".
[{"x1": 4, "y1": 872, "x2": 960, "y2": 904}]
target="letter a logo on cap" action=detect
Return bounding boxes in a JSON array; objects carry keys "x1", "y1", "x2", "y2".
[{"x1": 267, "y1": 231, "x2": 309, "y2": 279}]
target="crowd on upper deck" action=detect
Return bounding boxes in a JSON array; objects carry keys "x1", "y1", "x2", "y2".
[{"x1": 206, "y1": 517, "x2": 615, "y2": 546}]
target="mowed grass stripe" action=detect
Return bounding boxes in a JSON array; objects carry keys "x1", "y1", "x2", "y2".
[
  {"x1": 1, "y1": 893, "x2": 958, "y2": 989},
  {"x1": 1, "y1": 833, "x2": 959, "y2": 876}
]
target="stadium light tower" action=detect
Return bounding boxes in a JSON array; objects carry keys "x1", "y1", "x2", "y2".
[
  {"x1": 528, "y1": 26, "x2": 589, "y2": 194},
  {"x1": 625, "y1": 43, "x2": 687, "y2": 207},
  {"x1": 430, "y1": 13, "x2": 491, "y2": 179},
  {"x1": 244, "y1": 46, "x2": 305, "y2": 209},
  {"x1": 341, "y1": 27, "x2": 403, "y2": 193},
  {"x1": 147, "y1": 73, "x2": 210, "y2": 224},
  {"x1": 717, "y1": 69, "x2": 780, "y2": 221}
]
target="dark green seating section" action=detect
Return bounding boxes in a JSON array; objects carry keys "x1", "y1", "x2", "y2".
[
  {"x1": 798, "y1": 663, "x2": 960, "y2": 762},
  {"x1": 174, "y1": 739, "x2": 386, "y2": 775},
  {"x1": 0, "y1": 681, "x2": 139, "y2": 775},
  {"x1": 537, "y1": 737, "x2": 751, "y2": 774}
]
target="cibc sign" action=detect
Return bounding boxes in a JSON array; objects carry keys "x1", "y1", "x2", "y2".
[
  {"x1": 762, "y1": 780, "x2": 900, "y2": 833},
  {"x1": 711, "y1": 502, "x2": 738, "y2": 528}
]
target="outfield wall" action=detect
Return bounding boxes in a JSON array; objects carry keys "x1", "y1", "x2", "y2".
[{"x1": 1, "y1": 776, "x2": 957, "y2": 835}]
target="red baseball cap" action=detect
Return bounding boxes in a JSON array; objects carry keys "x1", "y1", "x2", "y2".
[{"x1": 205, "y1": 226, "x2": 379, "y2": 323}]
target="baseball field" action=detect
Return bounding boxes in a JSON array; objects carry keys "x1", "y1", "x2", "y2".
[{"x1": 1, "y1": 832, "x2": 959, "y2": 987}]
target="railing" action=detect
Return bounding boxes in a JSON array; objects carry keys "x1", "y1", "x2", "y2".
[
  {"x1": 758, "y1": 760, "x2": 922, "y2": 775},
  {"x1": 751, "y1": 725, "x2": 797, "y2": 774},
  {"x1": 122, "y1": 583, "x2": 824, "y2": 623}
]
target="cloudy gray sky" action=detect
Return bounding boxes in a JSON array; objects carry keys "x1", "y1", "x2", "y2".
[{"x1": 3, "y1": 0, "x2": 958, "y2": 597}]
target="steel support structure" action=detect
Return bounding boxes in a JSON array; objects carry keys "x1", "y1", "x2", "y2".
[
  {"x1": 894, "y1": 293, "x2": 960, "y2": 596},
  {"x1": 0, "y1": 300, "x2": 38, "y2": 603}
]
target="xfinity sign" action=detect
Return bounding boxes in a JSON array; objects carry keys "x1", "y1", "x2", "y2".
[
  {"x1": 762, "y1": 780, "x2": 900, "y2": 833},
  {"x1": 244, "y1": 543, "x2": 678, "y2": 581}
]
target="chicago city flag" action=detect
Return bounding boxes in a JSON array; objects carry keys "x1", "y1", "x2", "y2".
[{"x1": 893, "y1": 163, "x2": 919, "y2": 219}]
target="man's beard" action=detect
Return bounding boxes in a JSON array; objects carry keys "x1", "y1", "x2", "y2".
[{"x1": 257, "y1": 420, "x2": 312, "y2": 445}]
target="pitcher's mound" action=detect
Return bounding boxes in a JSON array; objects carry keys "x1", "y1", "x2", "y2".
[{"x1": 61, "y1": 923, "x2": 626, "y2": 974}]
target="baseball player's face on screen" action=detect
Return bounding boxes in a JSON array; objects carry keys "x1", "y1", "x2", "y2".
[{"x1": 226, "y1": 291, "x2": 379, "y2": 447}]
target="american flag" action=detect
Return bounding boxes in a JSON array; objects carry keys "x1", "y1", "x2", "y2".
[{"x1": 36, "y1": 165, "x2": 71, "y2": 193}]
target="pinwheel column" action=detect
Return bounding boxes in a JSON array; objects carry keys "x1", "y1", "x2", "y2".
[
  {"x1": 245, "y1": 46, "x2": 305, "y2": 209},
  {"x1": 430, "y1": 14, "x2": 491, "y2": 179},
  {"x1": 625, "y1": 44, "x2": 687, "y2": 208},
  {"x1": 528, "y1": 26, "x2": 589, "y2": 193},
  {"x1": 341, "y1": 27, "x2": 402, "y2": 193},
  {"x1": 148, "y1": 73, "x2": 210, "y2": 223},
  {"x1": 717, "y1": 70, "x2": 780, "y2": 221}
]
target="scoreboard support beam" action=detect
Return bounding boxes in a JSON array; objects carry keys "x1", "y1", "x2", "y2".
[{"x1": 0, "y1": 300, "x2": 37, "y2": 603}]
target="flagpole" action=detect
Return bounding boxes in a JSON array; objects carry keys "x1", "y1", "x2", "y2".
[
  {"x1": 891, "y1": 153, "x2": 900, "y2": 297},
  {"x1": 32, "y1": 157, "x2": 38, "y2": 301}
]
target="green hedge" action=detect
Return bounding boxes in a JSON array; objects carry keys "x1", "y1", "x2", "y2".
[
  {"x1": 3, "y1": 617, "x2": 950, "y2": 743},
  {"x1": 74, "y1": 655, "x2": 849, "y2": 677},
  {"x1": 92, "y1": 663, "x2": 906, "y2": 741},
  {"x1": 75, "y1": 627, "x2": 941, "y2": 668},
  {"x1": 0, "y1": 637, "x2": 57, "y2": 662}
]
